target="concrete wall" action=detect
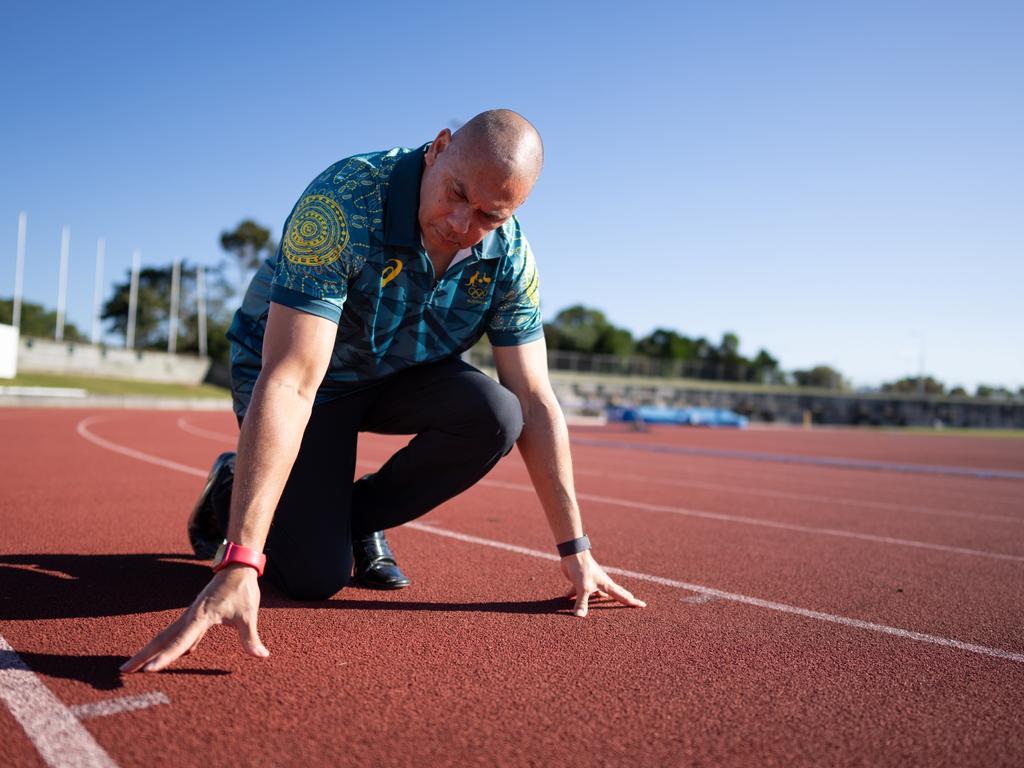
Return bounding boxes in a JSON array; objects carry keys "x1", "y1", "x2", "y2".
[
  {"x1": 17, "y1": 337, "x2": 211, "y2": 384},
  {"x1": 0, "y1": 324, "x2": 17, "y2": 379}
]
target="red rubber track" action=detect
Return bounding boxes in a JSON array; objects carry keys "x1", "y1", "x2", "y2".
[{"x1": 2, "y1": 408, "x2": 1023, "y2": 767}]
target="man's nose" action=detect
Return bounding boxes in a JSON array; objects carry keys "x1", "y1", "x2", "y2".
[{"x1": 449, "y1": 205, "x2": 471, "y2": 235}]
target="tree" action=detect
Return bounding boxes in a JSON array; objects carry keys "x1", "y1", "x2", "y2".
[
  {"x1": 793, "y1": 365, "x2": 846, "y2": 390},
  {"x1": 976, "y1": 384, "x2": 1013, "y2": 399},
  {"x1": 881, "y1": 376, "x2": 945, "y2": 395},
  {"x1": 948, "y1": 385, "x2": 968, "y2": 397},
  {"x1": 635, "y1": 328, "x2": 695, "y2": 360},
  {"x1": 750, "y1": 349, "x2": 783, "y2": 384},
  {"x1": 544, "y1": 305, "x2": 633, "y2": 355},
  {"x1": 221, "y1": 220, "x2": 276, "y2": 298},
  {"x1": 101, "y1": 261, "x2": 233, "y2": 364},
  {"x1": 0, "y1": 298, "x2": 87, "y2": 341}
]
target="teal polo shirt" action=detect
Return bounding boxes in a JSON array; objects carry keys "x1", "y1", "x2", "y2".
[{"x1": 227, "y1": 144, "x2": 544, "y2": 415}]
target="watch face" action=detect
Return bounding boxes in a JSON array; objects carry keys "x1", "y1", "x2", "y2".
[{"x1": 211, "y1": 538, "x2": 229, "y2": 568}]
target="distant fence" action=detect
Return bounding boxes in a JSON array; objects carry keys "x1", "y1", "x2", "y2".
[
  {"x1": 17, "y1": 337, "x2": 210, "y2": 384},
  {"x1": 469, "y1": 347, "x2": 796, "y2": 385}
]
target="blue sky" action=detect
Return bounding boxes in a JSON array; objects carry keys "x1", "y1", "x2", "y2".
[{"x1": 2, "y1": 1, "x2": 1021, "y2": 390}]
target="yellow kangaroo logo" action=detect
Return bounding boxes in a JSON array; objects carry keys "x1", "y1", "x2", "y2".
[
  {"x1": 381, "y1": 259, "x2": 403, "y2": 287},
  {"x1": 467, "y1": 270, "x2": 492, "y2": 287}
]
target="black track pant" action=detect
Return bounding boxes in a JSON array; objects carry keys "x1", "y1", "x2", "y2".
[{"x1": 211, "y1": 356, "x2": 523, "y2": 600}]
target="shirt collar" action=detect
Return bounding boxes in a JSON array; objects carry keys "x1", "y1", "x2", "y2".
[{"x1": 383, "y1": 144, "x2": 428, "y2": 249}]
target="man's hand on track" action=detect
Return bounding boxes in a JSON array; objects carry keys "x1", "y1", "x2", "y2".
[
  {"x1": 120, "y1": 565, "x2": 269, "y2": 673},
  {"x1": 561, "y1": 550, "x2": 646, "y2": 618}
]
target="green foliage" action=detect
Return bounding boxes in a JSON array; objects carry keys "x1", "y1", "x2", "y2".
[
  {"x1": 544, "y1": 305, "x2": 634, "y2": 355},
  {"x1": 976, "y1": 384, "x2": 1015, "y2": 399},
  {"x1": 221, "y1": 219, "x2": 276, "y2": 298},
  {"x1": 881, "y1": 376, "x2": 946, "y2": 395},
  {"x1": 792, "y1": 365, "x2": 846, "y2": 390},
  {"x1": 0, "y1": 298, "x2": 87, "y2": 341},
  {"x1": 101, "y1": 262, "x2": 234, "y2": 365}
]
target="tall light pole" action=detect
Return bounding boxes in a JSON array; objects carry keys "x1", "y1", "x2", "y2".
[
  {"x1": 55, "y1": 226, "x2": 70, "y2": 342},
  {"x1": 168, "y1": 258, "x2": 181, "y2": 354},
  {"x1": 196, "y1": 266, "x2": 208, "y2": 358},
  {"x1": 13, "y1": 213, "x2": 26, "y2": 331},
  {"x1": 91, "y1": 238, "x2": 105, "y2": 344},
  {"x1": 126, "y1": 249, "x2": 141, "y2": 349}
]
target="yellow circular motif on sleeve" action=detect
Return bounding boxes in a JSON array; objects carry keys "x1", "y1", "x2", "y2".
[{"x1": 283, "y1": 194, "x2": 350, "y2": 267}]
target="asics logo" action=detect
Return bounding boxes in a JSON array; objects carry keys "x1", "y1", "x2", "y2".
[{"x1": 381, "y1": 259, "x2": 403, "y2": 287}]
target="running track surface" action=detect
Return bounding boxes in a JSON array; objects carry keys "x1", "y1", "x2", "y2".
[{"x1": 1, "y1": 408, "x2": 1023, "y2": 767}]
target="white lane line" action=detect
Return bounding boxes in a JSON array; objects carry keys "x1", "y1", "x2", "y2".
[
  {"x1": 77, "y1": 414, "x2": 1024, "y2": 666},
  {"x1": 0, "y1": 635, "x2": 119, "y2": 768},
  {"x1": 403, "y1": 522, "x2": 1024, "y2": 665},
  {"x1": 177, "y1": 420, "x2": 1020, "y2": 527},
  {"x1": 573, "y1": 467, "x2": 1024, "y2": 525},
  {"x1": 77, "y1": 415, "x2": 207, "y2": 479},
  {"x1": 472, "y1": 477, "x2": 1024, "y2": 563},
  {"x1": 70, "y1": 692, "x2": 170, "y2": 721},
  {"x1": 175, "y1": 416, "x2": 237, "y2": 443}
]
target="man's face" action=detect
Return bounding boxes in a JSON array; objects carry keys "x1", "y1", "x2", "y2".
[{"x1": 419, "y1": 129, "x2": 532, "y2": 258}]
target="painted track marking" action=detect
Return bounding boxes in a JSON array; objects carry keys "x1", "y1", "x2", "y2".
[
  {"x1": 79, "y1": 413, "x2": 1024, "y2": 665},
  {"x1": 403, "y1": 523, "x2": 1024, "y2": 665},
  {"x1": 70, "y1": 692, "x2": 170, "y2": 721},
  {"x1": 173, "y1": 418, "x2": 1024, "y2": 562},
  {"x1": 572, "y1": 467, "x2": 1024, "y2": 525},
  {"x1": 0, "y1": 634, "x2": 119, "y2": 768},
  {"x1": 571, "y1": 436, "x2": 1024, "y2": 481}
]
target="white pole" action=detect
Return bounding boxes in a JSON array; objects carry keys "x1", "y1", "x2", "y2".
[
  {"x1": 55, "y1": 226, "x2": 70, "y2": 342},
  {"x1": 91, "y1": 238, "x2": 105, "y2": 345},
  {"x1": 13, "y1": 212, "x2": 26, "y2": 331},
  {"x1": 196, "y1": 266, "x2": 208, "y2": 357},
  {"x1": 168, "y1": 258, "x2": 181, "y2": 354},
  {"x1": 126, "y1": 249, "x2": 140, "y2": 349}
]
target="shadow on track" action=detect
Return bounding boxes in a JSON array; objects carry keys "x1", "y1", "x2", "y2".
[
  {"x1": 8, "y1": 652, "x2": 229, "y2": 691},
  {"x1": 0, "y1": 553, "x2": 210, "y2": 621},
  {"x1": 0, "y1": 554, "x2": 613, "y2": 621}
]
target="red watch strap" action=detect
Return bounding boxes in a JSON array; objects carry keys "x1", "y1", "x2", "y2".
[{"x1": 212, "y1": 540, "x2": 266, "y2": 577}]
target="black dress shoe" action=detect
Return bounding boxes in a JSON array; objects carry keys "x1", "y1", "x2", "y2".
[
  {"x1": 187, "y1": 452, "x2": 235, "y2": 559},
  {"x1": 352, "y1": 530, "x2": 411, "y2": 590}
]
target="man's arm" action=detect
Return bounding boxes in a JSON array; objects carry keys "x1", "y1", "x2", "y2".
[
  {"x1": 121, "y1": 303, "x2": 337, "y2": 672},
  {"x1": 492, "y1": 338, "x2": 646, "y2": 618}
]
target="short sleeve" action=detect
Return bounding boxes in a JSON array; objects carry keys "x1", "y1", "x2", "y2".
[
  {"x1": 486, "y1": 228, "x2": 544, "y2": 347},
  {"x1": 269, "y1": 177, "x2": 362, "y2": 325}
]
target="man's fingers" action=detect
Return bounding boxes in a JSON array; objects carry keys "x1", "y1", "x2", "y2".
[
  {"x1": 140, "y1": 617, "x2": 210, "y2": 673},
  {"x1": 574, "y1": 590, "x2": 590, "y2": 618},
  {"x1": 120, "y1": 612, "x2": 191, "y2": 673},
  {"x1": 232, "y1": 615, "x2": 270, "y2": 658},
  {"x1": 604, "y1": 579, "x2": 647, "y2": 609}
]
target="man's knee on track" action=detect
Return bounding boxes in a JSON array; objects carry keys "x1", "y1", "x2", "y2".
[
  {"x1": 475, "y1": 385, "x2": 524, "y2": 456},
  {"x1": 270, "y1": 559, "x2": 352, "y2": 602}
]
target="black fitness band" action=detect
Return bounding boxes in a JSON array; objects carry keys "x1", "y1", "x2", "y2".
[{"x1": 556, "y1": 535, "x2": 591, "y2": 557}]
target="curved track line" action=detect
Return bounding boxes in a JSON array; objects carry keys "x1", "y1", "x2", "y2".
[
  {"x1": 572, "y1": 468, "x2": 1024, "y2": 525},
  {"x1": 77, "y1": 415, "x2": 207, "y2": 479},
  {"x1": 175, "y1": 416, "x2": 237, "y2": 443},
  {"x1": 572, "y1": 437, "x2": 1024, "y2": 481},
  {"x1": 174, "y1": 422, "x2": 1024, "y2": 546},
  {"x1": 79, "y1": 413, "x2": 1024, "y2": 665}
]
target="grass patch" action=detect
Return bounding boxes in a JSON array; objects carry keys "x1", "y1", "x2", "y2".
[{"x1": 5, "y1": 372, "x2": 230, "y2": 399}]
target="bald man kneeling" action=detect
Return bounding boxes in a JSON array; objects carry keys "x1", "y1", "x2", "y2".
[{"x1": 122, "y1": 110, "x2": 645, "y2": 674}]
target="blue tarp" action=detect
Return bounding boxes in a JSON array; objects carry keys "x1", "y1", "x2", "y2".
[{"x1": 608, "y1": 405, "x2": 748, "y2": 428}]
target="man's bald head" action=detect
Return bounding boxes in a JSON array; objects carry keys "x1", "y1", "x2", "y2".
[
  {"x1": 450, "y1": 109, "x2": 544, "y2": 187},
  {"x1": 419, "y1": 110, "x2": 543, "y2": 258}
]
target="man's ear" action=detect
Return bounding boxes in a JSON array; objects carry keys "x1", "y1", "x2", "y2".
[{"x1": 424, "y1": 128, "x2": 452, "y2": 167}]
